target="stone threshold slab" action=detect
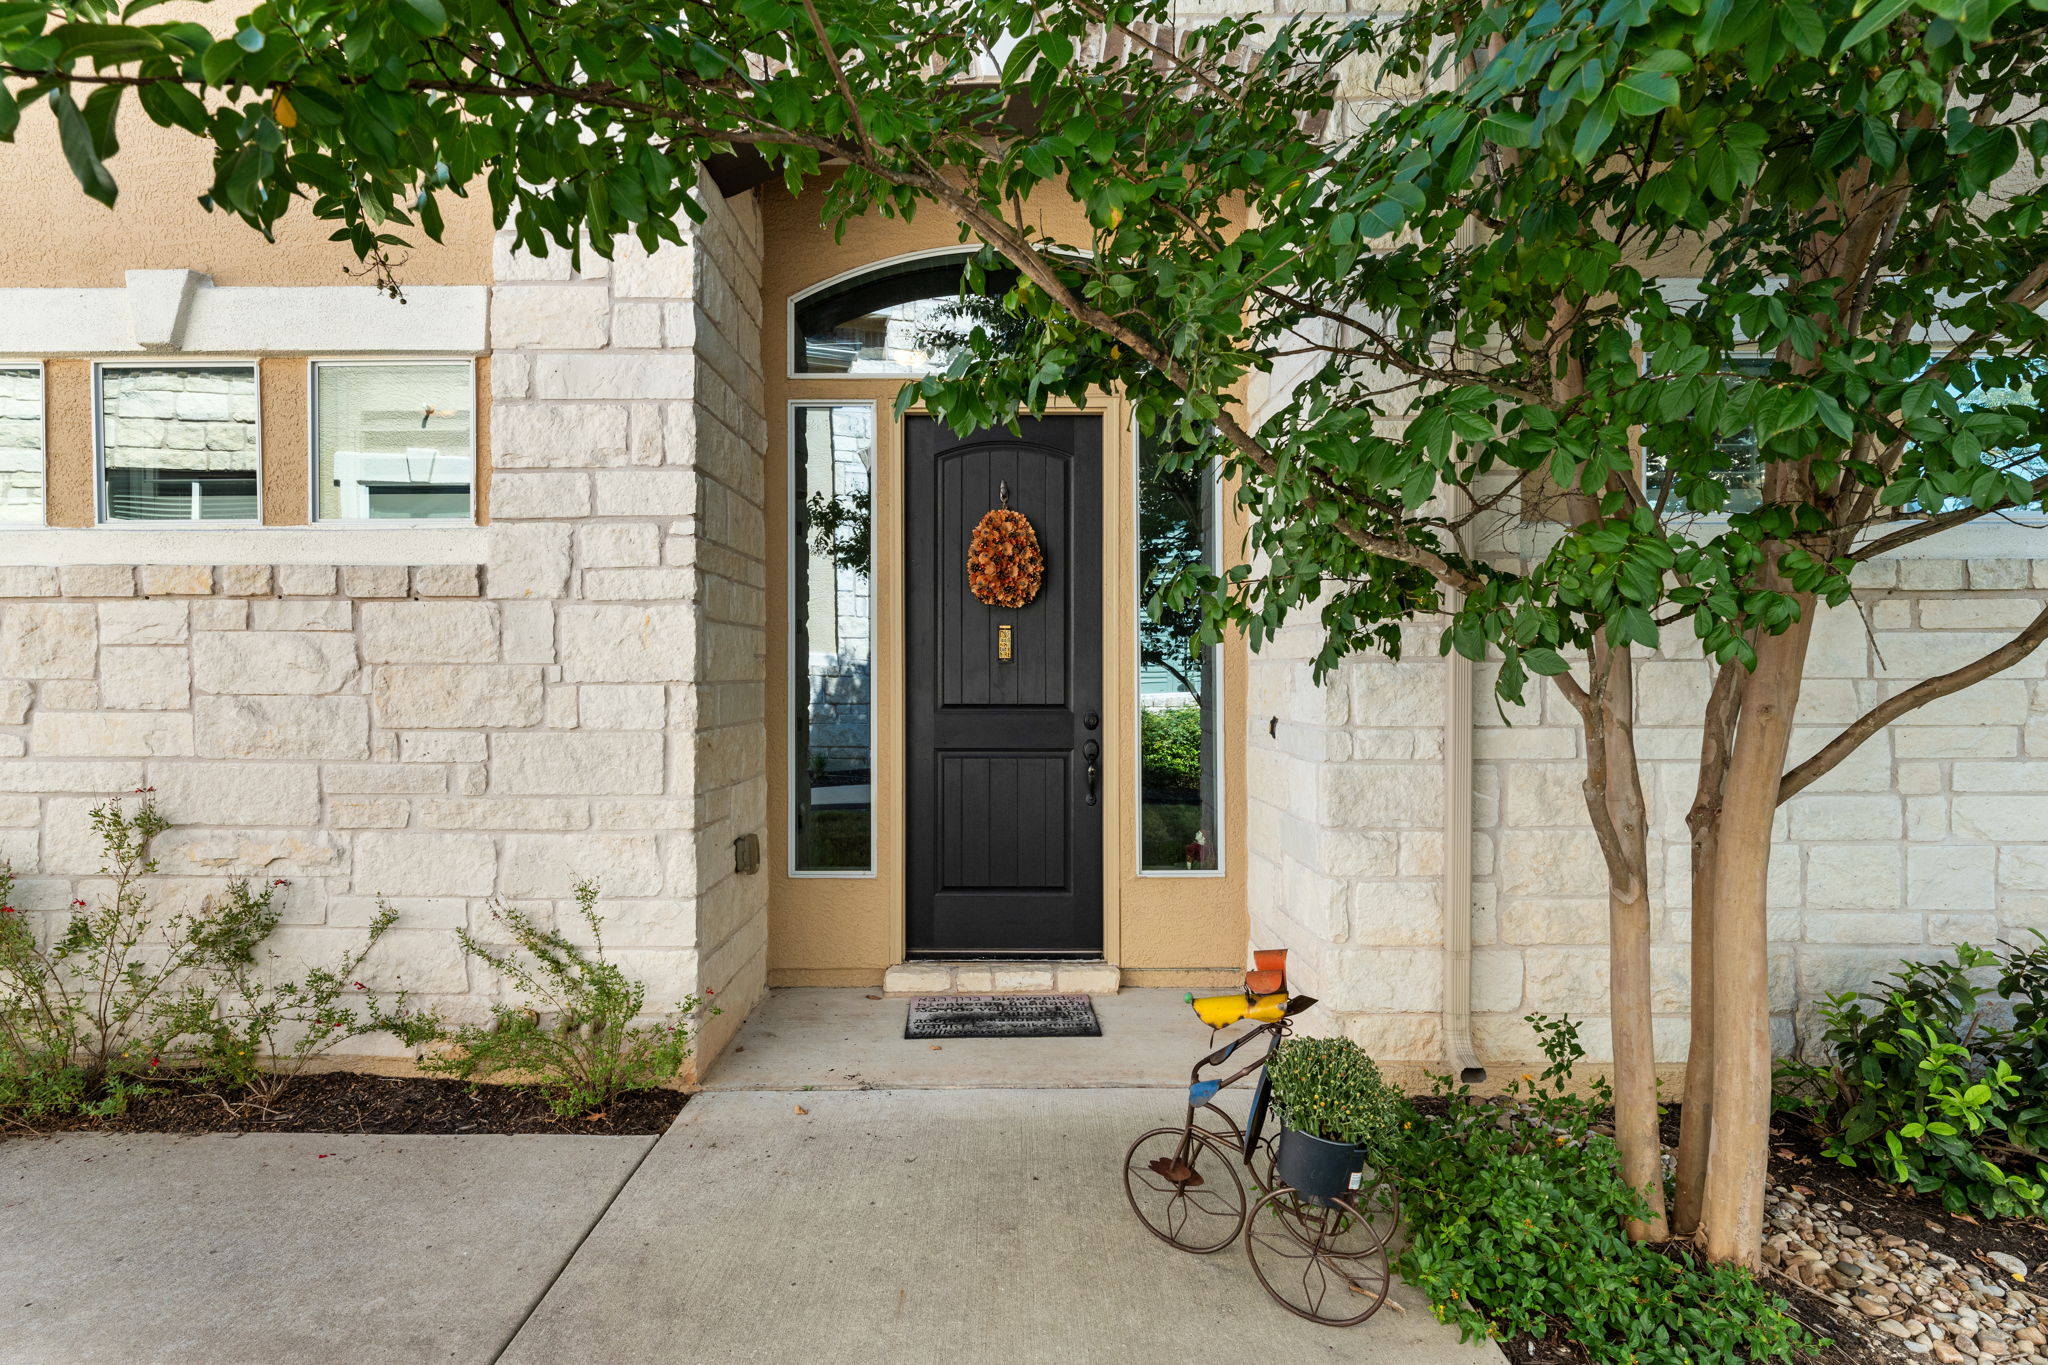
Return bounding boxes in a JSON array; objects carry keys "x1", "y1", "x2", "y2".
[{"x1": 881, "y1": 959, "x2": 1121, "y2": 995}]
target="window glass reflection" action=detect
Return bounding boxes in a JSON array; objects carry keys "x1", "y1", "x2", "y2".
[
  {"x1": 792, "y1": 404, "x2": 875, "y2": 872},
  {"x1": 1139, "y1": 434, "x2": 1220, "y2": 873}
]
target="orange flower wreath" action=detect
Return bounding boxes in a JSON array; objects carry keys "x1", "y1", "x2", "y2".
[{"x1": 967, "y1": 507, "x2": 1045, "y2": 608}]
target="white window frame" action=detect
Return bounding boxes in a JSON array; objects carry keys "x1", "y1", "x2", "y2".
[
  {"x1": 93, "y1": 359, "x2": 264, "y2": 527},
  {"x1": 1133, "y1": 420, "x2": 1226, "y2": 879},
  {"x1": 787, "y1": 397, "x2": 879, "y2": 878},
  {"x1": 308, "y1": 357, "x2": 479, "y2": 526},
  {"x1": 0, "y1": 359, "x2": 47, "y2": 528}
]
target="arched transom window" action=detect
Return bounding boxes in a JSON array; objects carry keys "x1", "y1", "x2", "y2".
[{"x1": 792, "y1": 250, "x2": 1018, "y2": 378}]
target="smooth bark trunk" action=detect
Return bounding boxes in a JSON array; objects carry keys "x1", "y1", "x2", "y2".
[{"x1": 1699, "y1": 609, "x2": 1814, "y2": 1266}]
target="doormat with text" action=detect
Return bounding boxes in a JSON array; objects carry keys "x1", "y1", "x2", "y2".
[{"x1": 904, "y1": 994, "x2": 1101, "y2": 1039}]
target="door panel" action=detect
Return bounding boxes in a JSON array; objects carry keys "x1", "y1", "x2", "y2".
[{"x1": 906, "y1": 415, "x2": 1103, "y2": 957}]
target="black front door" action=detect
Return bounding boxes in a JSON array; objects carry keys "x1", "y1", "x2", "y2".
[{"x1": 905, "y1": 415, "x2": 1103, "y2": 958}]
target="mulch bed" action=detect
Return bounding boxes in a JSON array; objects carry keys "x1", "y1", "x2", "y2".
[
  {"x1": 1494, "y1": 1104, "x2": 2048, "y2": 1365},
  {"x1": 4, "y1": 1071, "x2": 688, "y2": 1138}
]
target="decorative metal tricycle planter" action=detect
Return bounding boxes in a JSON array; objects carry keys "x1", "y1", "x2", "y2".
[{"x1": 1120, "y1": 951, "x2": 1400, "y2": 1327}]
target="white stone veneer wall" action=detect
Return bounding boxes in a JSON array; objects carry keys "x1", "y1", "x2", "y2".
[
  {"x1": 1244, "y1": 551, "x2": 2048, "y2": 1072},
  {"x1": 0, "y1": 182, "x2": 769, "y2": 1075}
]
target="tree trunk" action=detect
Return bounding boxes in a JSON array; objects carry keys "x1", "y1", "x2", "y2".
[
  {"x1": 1597, "y1": 646, "x2": 1668, "y2": 1242},
  {"x1": 1698, "y1": 608, "x2": 1814, "y2": 1265},
  {"x1": 1672, "y1": 664, "x2": 1744, "y2": 1237}
]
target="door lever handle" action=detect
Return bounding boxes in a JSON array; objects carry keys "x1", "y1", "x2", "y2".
[{"x1": 1082, "y1": 739, "x2": 1099, "y2": 806}]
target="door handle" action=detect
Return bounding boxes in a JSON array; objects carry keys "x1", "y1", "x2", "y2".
[{"x1": 1082, "y1": 739, "x2": 1099, "y2": 806}]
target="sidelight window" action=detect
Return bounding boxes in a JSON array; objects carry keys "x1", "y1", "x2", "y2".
[
  {"x1": 0, "y1": 364, "x2": 43, "y2": 525},
  {"x1": 791, "y1": 403, "x2": 876, "y2": 874},
  {"x1": 1137, "y1": 432, "x2": 1222, "y2": 874},
  {"x1": 97, "y1": 363, "x2": 260, "y2": 522}
]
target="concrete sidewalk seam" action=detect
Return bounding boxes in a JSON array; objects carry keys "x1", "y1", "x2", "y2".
[{"x1": 489, "y1": 1132, "x2": 664, "y2": 1365}]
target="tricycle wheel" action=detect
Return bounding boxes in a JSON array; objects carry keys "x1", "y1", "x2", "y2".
[
  {"x1": 1122, "y1": 1126, "x2": 1247, "y2": 1254},
  {"x1": 1244, "y1": 1187, "x2": 1392, "y2": 1326}
]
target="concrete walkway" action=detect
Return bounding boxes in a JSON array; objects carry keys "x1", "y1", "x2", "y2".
[{"x1": 0, "y1": 991, "x2": 1505, "y2": 1364}]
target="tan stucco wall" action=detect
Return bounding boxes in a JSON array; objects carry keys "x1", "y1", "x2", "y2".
[
  {"x1": 761, "y1": 179, "x2": 1249, "y2": 985},
  {"x1": 0, "y1": 5, "x2": 490, "y2": 290}
]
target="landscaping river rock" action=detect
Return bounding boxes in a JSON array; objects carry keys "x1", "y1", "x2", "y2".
[{"x1": 1764, "y1": 1182, "x2": 2047, "y2": 1362}]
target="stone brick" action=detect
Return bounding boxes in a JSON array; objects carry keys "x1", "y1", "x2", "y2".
[
  {"x1": 192, "y1": 632, "x2": 358, "y2": 695},
  {"x1": 412, "y1": 565, "x2": 481, "y2": 597},
  {"x1": 137, "y1": 564, "x2": 214, "y2": 596},
  {"x1": 882, "y1": 962, "x2": 951, "y2": 995},
  {"x1": 354, "y1": 832, "x2": 498, "y2": 897},
  {"x1": 1968, "y1": 558, "x2": 2031, "y2": 590},
  {"x1": 250, "y1": 599, "x2": 352, "y2": 632},
  {"x1": 339, "y1": 565, "x2": 410, "y2": 599},
  {"x1": 1804, "y1": 912, "x2": 1921, "y2": 944},
  {"x1": 1804, "y1": 602, "x2": 1870, "y2": 677},
  {"x1": 499, "y1": 834, "x2": 662, "y2": 898},
  {"x1": 1806, "y1": 844, "x2": 1903, "y2": 909},
  {"x1": 191, "y1": 599, "x2": 246, "y2": 631},
  {"x1": 1919, "y1": 598, "x2": 2044, "y2": 630},
  {"x1": 1499, "y1": 829, "x2": 1605, "y2": 896},
  {"x1": 0, "y1": 566, "x2": 56, "y2": 596},
  {"x1": 1319, "y1": 763, "x2": 1444, "y2": 829},
  {"x1": 1349, "y1": 881, "x2": 1442, "y2": 945},
  {"x1": 578, "y1": 524, "x2": 662, "y2": 569},
  {"x1": 1877, "y1": 630, "x2": 2047, "y2": 680},
  {"x1": 1784, "y1": 794, "x2": 1902, "y2": 841},
  {"x1": 276, "y1": 564, "x2": 339, "y2": 596},
  {"x1": 579, "y1": 684, "x2": 666, "y2": 730},
  {"x1": 152, "y1": 829, "x2": 344, "y2": 879},
  {"x1": 1954, "y1": 794, "x2": 2048, "y2": 841},
  {"x1": 591, "y1": 469, "x2": 697, "y2": 517},
  {"x1": 194, "y1": 695, "x2": 368, "y2": 760},
  {"x1": 490, "y1": 283, "x2": 610, "y2": 349},
  {"x1": 0, "y1": 760, "x2": 143, "y2": 793},
  {"x1": 1520, "y1": 948, "x2": 1609, "y2": 1013},
  {"x1": 581, "y1": 568, "x2": 694, "y2": 601},
  {"x1": 422, "y1": 798, "x2": 588, "y2": 830},
  {"x1": 558, "y1": 604, "x2": 691, "y2": 682},
  {"x1": 372, "y1": 665, "x2": 545, "y2": 728},
  {"x1": 323, "y1": 764, "x2": 448, "y2": 795},
  {"x1": 489, "y1": 403, "x2": 631, "y2": 469},
  {"x1": 31, "y1": 711, "x2": 192, "y2": 757},
  {"x1": 0, "y1": 680, "x2": 29, "y2": 724},
  {"x1": 98, "y1": 601, "x2": 186, "y2": 646},
  {"x1": 1884, "y1": 679, "x2": 2028, "y2": 727},
  {"x1": 359, "y1": 602, "x2": 498, "y2": 664},
  {"x1": 329, "y1": 798, "x2": 410, "y2": 829},
  {"x1": 611, "y1": 301, "x2": 662, "y2": 349},
  {"x1": 100, "y1": 646, "x2": 190, "y2": 710},
  {"x1": 531, "y1": 353, "x2": 695, "y2": 402},
  {"x1": 1951, "y1": 760, "x2": 2048, "y2": 792},
  {"x1": 217, "y1": 564, "x2": 273, "y2": 597},
  {"x1": 610, "y1": 241, "x2": 693, "y2": 298},
  {"x1": 2001, "y1": 846, "x2": 2048, "y2": 891},
  {"x1": 1501, "y1": 897, "x2": 1606, "y2": 945},
  {"x1": 1906, "y1": 845, "x2": 1995, "y2": 910},
  {"x1": 150, "y1": 762, "x2": 322, "y2": 826},
  {"x1": 39, "y1": 681, "x2": 95, "y2": 709},
  {"x1": 490, "y1": 732, "x2": 664, "y2": 795},
  {"x1": 489, "y1": 472, "x2": 591, "y2": 520},
  {"x1": 1896, "y1": 558, "x2": 1967, "y2": 592},
  {"x1": 1, "y1": 604, "x2": 95, "y2": 678},
  {"x1": 401, "y1": 732, "x2": 486, "y2": 763},
  {"x1": 59, "y1": 565, "x2": 134, "y2": 598},
  {"x1": 1503, "y1": 764, "x2": 1585, "y2": 826},
  {"x1": 485, "y1": 523, "x2": 571, "y2": 600},
  {"x1": 1893, "y1": 727, "x2": 2019, "y2": 758}
]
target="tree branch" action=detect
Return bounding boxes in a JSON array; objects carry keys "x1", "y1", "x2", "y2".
[{"x1": 1779, "y1": 602, "x2": 2048, "y2": 802}]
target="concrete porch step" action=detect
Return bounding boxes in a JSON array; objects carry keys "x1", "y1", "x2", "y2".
[{"x1": 881, "y1": 960, "x2": 1121, "y2": 996}]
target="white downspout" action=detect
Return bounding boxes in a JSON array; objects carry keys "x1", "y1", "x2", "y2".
[{"x1": 1443, "y1": 596, "x2": 1487, "y2": 1084}]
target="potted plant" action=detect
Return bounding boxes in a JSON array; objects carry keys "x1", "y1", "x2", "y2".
[{"x1": 1266, "y1": 1035, "x2": 1399, "y2": 1206}]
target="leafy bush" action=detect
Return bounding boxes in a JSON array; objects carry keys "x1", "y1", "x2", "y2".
[
  {"x1": 1266, "y1": 1035, "x2": 1399, "y2": 1152},
  {"x1": 407, "y1": 882, "x2": 710, "y2": 1118},
  {"x1": 157, "y1": 886, "x2": 420, "y2": 1116},
  {"x1": 1388, "y1": 1015, "x2": 1820, "y2": 1365},
  {"x1": 0, "y1": 796, "x2": 203, "y2": 1118},
  {"x1": 1775, "y1": 937, "x2": 2048, "y2": 1220},
  {"x1": 1140, "y1": 706, "x2": 1204, "y2": 792}
]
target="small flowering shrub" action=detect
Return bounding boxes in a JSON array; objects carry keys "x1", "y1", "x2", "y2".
[
  {"x1": 1386, "y1": 1015, "x2": 1820, "y2": 1365},
  {"x1": 0, "y1": 796, "x2": 202, "y2": 1118},
  {"x1": 156, "y1": 887, "x2": 421, "y2": 1117},
  {"x1": 405, "y1": 882, "x2": 710, "y2": 1118}
]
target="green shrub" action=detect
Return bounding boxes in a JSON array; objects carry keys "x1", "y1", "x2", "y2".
[
  {"x1": 1139, "y1": 706, "x2": 1204, "y2": 792},
  {"x1": 407, "y1": 882, "x2": 711, "y2": 1118},
  {"x1": 0, "y1": 796, "x2": 199, "y2": 1118},
  {"x1": 1774, "y1": 936, "x2": 2048, "y2": 1220},
  {"x1": 1266, "y1": 1035, "x2": 1399, "y2": 1153},
  {"x1": 1388, "y1": 1015, "x2": 1820, "y2": 1365},
  {"x1": 157, "y1": 886, "x2": 421, "y2": 1117}
]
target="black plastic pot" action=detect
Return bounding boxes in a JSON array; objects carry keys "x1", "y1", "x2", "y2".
[{"x1": 1276, "y1": 1125, "x2": 1369, "y2": 1208}]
